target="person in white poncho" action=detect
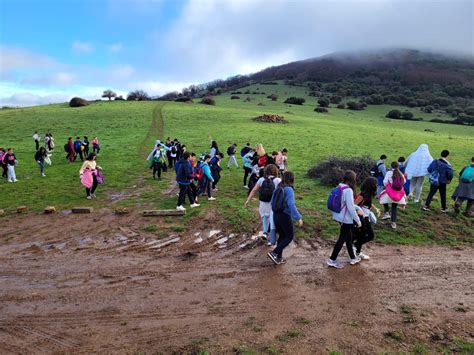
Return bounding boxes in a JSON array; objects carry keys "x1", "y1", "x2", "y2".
[{"x1": 404, "y1": 144, "x2": 433, "y2": 203}]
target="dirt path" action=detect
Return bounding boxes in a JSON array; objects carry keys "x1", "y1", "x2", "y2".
[{"x1": 0, "y1": 211, "x2": 472, "y2": 354}]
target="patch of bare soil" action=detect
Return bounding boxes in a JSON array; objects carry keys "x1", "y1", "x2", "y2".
[{"x1": 0, "y1": 210, "x2": 473, "y2": 354}]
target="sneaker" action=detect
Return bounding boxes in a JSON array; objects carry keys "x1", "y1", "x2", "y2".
[
  {"x1": 454, "y1": 204, "x2": 460, "y2": 214},
  {"x1": 422, "y1": 205, "x2": 431, "y2": 211},
  {"x1": 91, "y1": 194, "x2": 96, "y2": 198},
  {"x1": 208, "y1": 197, "x2": 216, "y2": 201},
  {"x1": 326, "y1": 258, "x2": 344, "y2": 269},
  {"x1": 267, "y1": 242, "x2": 273, "y2": 246},
  {"x1": 357, "y1": 252, "x2": 370, "y2": 260},
  {"x1": 414, "y1": 199, "x2": 420, "y2": 203},
  {"x1": 276, "y1": 258, "x2": 286, "y2": 264},
  {"x1": 212, "y1": 188, "x2": 218, "y2": 192},
  {"x1": 86, "y1": 195, "x2": 92, "y2": 200},
  {"x1": 382, "y1": 212, "x2": 391, "y2": 220},
  {"x1": 261, "y1": 233, "x2": 268, "y2": 241},
  {"x1": 267, "y1": 251, "x2": 279, "y2": 265},
  {"x1": 349, "y1": 257, "x2": 361, "y2": 265},
  {"x1": 176, "y1": 205, "x2": 186, "y2": 211},
  {"x1": 41, "y1": 173, "x2": 46, "y2": 177},
  {"x1": 243, "y1": 185, "x2": 249, "y2": 189},
  {"x1": 190, "y1": 203, "x2": 200, "y2": 208},
  {"x1": 390, "y1": 222, "x2": 397, "y2": 229},
  {"x1": 13, "y1": 179, "x2": 18, "y2": 182},
  {"x1": 7, "y1": 179, "x2": 13, "y2": 183},
  {"x1": 441, "y1": 208, "x2": 449, "y2": 213}
]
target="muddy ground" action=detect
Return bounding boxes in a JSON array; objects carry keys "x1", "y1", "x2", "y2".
[{"x1": 0, "y1": 209, "x2": 473, "y2": 354}]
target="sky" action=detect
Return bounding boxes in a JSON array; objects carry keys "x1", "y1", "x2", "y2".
[{"x1": 0, "y1": 0, "x2": 473, "y2": 106}]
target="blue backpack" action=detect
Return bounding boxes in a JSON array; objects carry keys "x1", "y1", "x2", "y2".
[
  {"x1": 271, "y1": 187, "x2": 286, "y2": 212},
  {"x1": 327, "y1": 185, "x2": 348, "y2": 213},
  {"x1": 428, "y1": 160, "x2": 440, "y2": 186}
]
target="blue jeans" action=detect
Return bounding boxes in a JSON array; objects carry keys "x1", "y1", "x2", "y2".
[{"x1": 38, "y1": 160, "x2": 44, "y2": 175}]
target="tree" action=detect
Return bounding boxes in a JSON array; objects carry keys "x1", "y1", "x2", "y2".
[
  {"x1": 127, "y1": 90, "x2": 150, "y2": 101},
  {"x1": 102, "y1": 89, "x2": 117, "y2": 101},
  {"x1": 318, "y1": 98, "x2": 329, "y2": 107}
]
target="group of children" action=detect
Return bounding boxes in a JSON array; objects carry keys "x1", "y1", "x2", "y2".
[{"x1": 64, "y1": 136, "x2": 100, "y2": 163}]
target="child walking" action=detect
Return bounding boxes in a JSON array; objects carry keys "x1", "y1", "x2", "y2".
[
  {"x1": 327, "y1": 170, "x2": 362, "y2": 269},
  {"x1": 379, "y1": 161, "x2": 407, "y2": 229},
  {"x1": 197, "y1": 155, "x2": 216, "y2": 201},
  {"x1": 79, "y1": 153, "x2": 102, "y2": 199},
  {"x1": 422, "y1": 150, "x2": 453, "y2": 213},
  {"x1": 244, "y1": 164, "x2": 281, "y2": 246},
  {"x1": 267, "y1": 171, "x2": 303, "y2": 265},
  {"x1": 4, "y1": 148, "x2": 18, "y2": 182},
  {"x1": 176, "y1": 152, "x2": 199, "y2": 211},
  {"x1": 452, "y1": 157, "x2": 474, "y2": 217},
  {"x1": 35, "y1": 147, "x2": 48, "y2": 177}
]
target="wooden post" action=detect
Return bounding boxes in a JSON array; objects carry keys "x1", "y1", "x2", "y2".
[{"x1": 142, "y1": 209, "x2": 185, "y2": 217}]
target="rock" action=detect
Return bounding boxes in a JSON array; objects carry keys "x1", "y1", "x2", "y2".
[
  {"x1": 17, "y1": 206, "x2": 28, "y2": 214},
  {"x1": 72, "y1": 207, "x2": 93, "y2": 214},
  {"x1": 0, "y1": 209, "x2": 4, "y2": 217},
  {"x1": 215, "y1": 237, "x2": 228, "y2": 245},
  {"x1": 44, "y1": 206, "x2": 56, "y2": 214},
  {"x1": 114, "y1": 207, "x2": 129, "y2": 215},
  {"x1": 194, "y1": 237, "x2": 203, "y2": 244},
  {"x1": 208, "y1": 230, "x2": 221, "y2": 238}
]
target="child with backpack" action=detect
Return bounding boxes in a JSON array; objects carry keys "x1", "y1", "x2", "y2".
[
  {"x1": 92, "y1": 137, "x2": 100, "y2": 154},
  {"x1": 379, "y1": 161, "x2": 407, "y2": 229},
  {"x1": 197, "y1": 154, "x2": 216, "y2": 201},
  {"x1": 242, "y1": 149, "x2": 255, "y2": 189},
  {"x1": 210, "y1": 152, "x2": 224, "y2": 191},
  {"x1": 176, "y1": 152, "x2": 200, "y2": 211},
  {"x1": 79, "y1": 153, "x2": 102, "y2": 199},
  {"x1": 35, "y1": 147, "x2": 48, "y2": 177},
  {"x1": 353, "y1": 177, "x2": 380, "y2": 260},
  {"x1": 267, "y1": 171, "x2": 303, "y2": 265},
  {"x1": 210, "y1": 140, "x2": 219, "y2": 159},
  {"x1": 326, "y1": 170, "x2": 362, "y2": 269},
  {"x1": 422, "y1": 150, "x2": 453, "y2": 213},
  {"x1": 371, "y1": 155, "x2": 387, "y2": 196},
  {"x1": 405, "y1": 144, "x2": 433, "y2": 203},
  {"x1": 244, "y1": 164, "x2": 281, "y2": 245},
  {"x1": 74, "y1": 137, "x2": 83, "y2": 162},
  {"x1": 452, "y1": 157, "x2": 474, "y2": 217},
  {"x1": 226, "y1": 143, "x2": 239, "y2": 169}
]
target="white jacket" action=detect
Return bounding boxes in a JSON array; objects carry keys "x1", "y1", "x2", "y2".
[{"x1": 332, "y1": 184, "x2": 361, "y2": 225}]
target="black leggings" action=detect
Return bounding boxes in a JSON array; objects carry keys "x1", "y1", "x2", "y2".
[
  {"x1": 152, "y1": 162, "x2": 162, "y2": 179},
  {"x1": 383, "y1": 203, "x2": 398, "y2": 222},
  {"x1": 353, "y1": 217, "x2": 374, "y2": 253},
  {"x1": 1, "y1": 164, "x2": 7, "y2": 178},
  {"x1": 425, "y1": 183, "x2": 447, "y2": 209},
  {"x1": 243, "y1": 167, "x2": 252, "y2": 186},
  {"x1": 330, "y1": 223, "x2": 356, "y2": 260},
  {"x1": 273, "y1": 212, "x2": 294, "y2": 259},
  {"x1": 86, "y1": 175, "x2": 98, "y2": 197},
  {"x1": 177, "y1": 183, "x2": 194, "y2": 206}
]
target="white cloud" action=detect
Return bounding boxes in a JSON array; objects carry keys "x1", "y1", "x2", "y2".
[
  {"x1": 127, "y1": 80, "x2": 192, "y2": 95},
  {"x1": 161, "y1": 0, "x2": 473, "y2": 82},
  {"x1": 22, "y1": 72, "x2": 76, "y2": 86},
  {"x1": 0, "y1": 46, "x2": 58, "y2": 77},
  {"x1": 108, "y1": 43, "x2": 124, "y2": 53},
  {"x1": 72, "y1": 41, "x2": 94, "y2": 54}
]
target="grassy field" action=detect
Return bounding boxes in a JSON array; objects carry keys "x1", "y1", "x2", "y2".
[{"x1": 1, "y1": 83, "x2": 473, "y2": 245}]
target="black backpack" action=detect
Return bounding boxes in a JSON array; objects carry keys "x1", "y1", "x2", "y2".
[
  {"x1": 64, "y1": 143, "x2": 70, "y2": 153},
  {"x1": 370, "y1": 162, "x2": 383, "y2": 177},
  {"x1": 271, "y1": 187, "x2": 285, "y2": 212},
  {"x1": 227, "y1": 146, "x2": 233, "y2": 156},
  {"x1": 259, "y1": 177, "x2": 275, "y2": 202}
]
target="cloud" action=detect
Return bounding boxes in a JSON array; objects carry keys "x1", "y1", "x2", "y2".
[
  {"x1": 0, "y1": 46, "x2": 58, "y2": 78},
  {"x1": 108, "y1": 43, "x2": 124, "y2": 53},
  {"x1": 126, "y1": 80, "x2": 192, "y2": 95},
  {"x1": 22, "y1": 72, "x2": 76, "y2": 86},
  {"x1": 162, "y1": 0, "x2": 473, "y2": 82},
  {"x1": 72, "y1": 41, "x2": 94, "y2": 54}
]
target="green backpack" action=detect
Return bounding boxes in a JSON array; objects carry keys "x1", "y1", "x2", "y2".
[{"x1": 460, "y1": 166, "x2": 474, "y2": 183}]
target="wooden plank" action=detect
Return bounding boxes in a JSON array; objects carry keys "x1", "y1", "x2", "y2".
[
  {"x1": 17, "y1": 206, "x2": 28, "y2": 214},
  {"x1": 142, "y1": 209, "x2": 185, "y2": 217},
  {"x1": 44, "y1": 206, "x2": 56, "y2": 214},
  {"x1": 72, "y1": 207, "x2": 94, "y2": 214}
]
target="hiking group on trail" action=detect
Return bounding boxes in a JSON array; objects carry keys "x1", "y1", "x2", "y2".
[{"x1": 2, "y1": 129, "x2": 473, "y2": 269}]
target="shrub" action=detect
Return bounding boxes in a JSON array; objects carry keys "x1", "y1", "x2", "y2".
[
  {"x1": 157, "y1": 91, "x2": 179, "y2": 101},
  {"x1": 307, "y1": 156, "x2": 374, "y2": 186},
  {"x1": 366, "y1": 94, "x2": 384, "y2": 105},
  {"x1": 347, "y1": 101, "x2": 365, "y2": 110},
  {"x1": 200, "y1": 96, "x2": 215, "y2": 105},
  {"x1": 401, "y1": 111, "x2": 414, "y2": 119},
  {"x1": 422, "y1": 106, "x2": 434, "y2": 113},
  {"x1": 407, "y1": 101, "x2": 418, "y2": 108},
  {"x1": 69, "y1": 97, "x2": 88, "y2": 107},
  {"x1": 175, "y1": 97, "x2": 193, "y2": 103},
  {"x1": 431, "y1": 97, "x2": 453, "y2": 107},
  {"x1": 386, "y1": 110, "x2": 402, "y2": 119},
  {"x1": 330, "y1": 95, "x2": 342, "y2": 104},
  {"x1": 284, "y1": 97, "x2": 305, "y2": 105},
  {"x1": 318, "y1": 98, "x2": 329, "y2": 107},
  {"x1": 337, "y1": 103, "x2": 346, "y2": 109},
  {"x1": 127, "y1": 90, "x2": 150, "y2": 101},
  {"x1": 115, "y1": 95, "x2": 125, "y2": 101},
  {"x1": 230, "y1": 95, "x2": 240, "y2": 100},
  {"x1": 268, "y1": 94, "x2": 278, "y2": 101},
  {"x1": 464, "y1": 106, "x2": 474, "y2": 116},
  {"x1": 314, "y1": 107, "x2": 328, "y2": 113}
]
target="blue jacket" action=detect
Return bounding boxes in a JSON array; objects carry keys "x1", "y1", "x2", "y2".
[
  {"x1": 176, "y1": 158, "x2": 193, "y2": 185},
  {"x1": 201, "y1": 162, "x2": 214, "y2": 182},
  {"x1": 270, "y1": 186, "x2": 302, "y2": 221},
  {"x1": 428, "y1": 158, "x2": 453, "y2": 185}
]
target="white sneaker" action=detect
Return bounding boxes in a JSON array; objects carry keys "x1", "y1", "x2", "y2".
[
  {"x1": 414, "y1": 199, "x2": 420, "y2": 203},
  {"x1": 326, "y1": 258, "x2": 344, "y2": 269},
  {"x1": 357, "y1": 252, "x2": 370, "y2": 260},
  {"x1": 382, "y1": 212, "x2": 391, "y2": 220},
  {"x1": 212, "y1": 188, "x2": 218, "y2": 192},
  {"x1": 391, "y1": 222, "x2": 397, "y2": 229},
  {"x1": 349, "y1": 257, "x2": 361, "y2": 265},
  {"x1": 208, "y1": 197, "x2": 216, "y2": 201},
  {"x1": 86, "y1": 195, "x2": 92, "y2": 200},
  {"x1": 190, "y1": 203, "x2": 200, "y2": 208},
  {"x1": 41, "y1": 173, "x2": 46, "y2": 177},
  {"x1": 7, "y1": 179, "x2": 13, "y2": 183},
  {"x1": 176, "y1": 205, "x2": 186, "y2": 211},
  {"x1": 243, "y1": 185, "x2": 249, "y2": 189}
]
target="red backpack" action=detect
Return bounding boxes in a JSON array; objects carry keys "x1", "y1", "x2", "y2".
[{"x1": 391, "y1": 174, "x2": 404, "y2": 191}]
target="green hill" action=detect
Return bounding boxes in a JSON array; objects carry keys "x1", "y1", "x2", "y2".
[{"x1": 0, "y1": 81, "x2": 473, "y2": 245}]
